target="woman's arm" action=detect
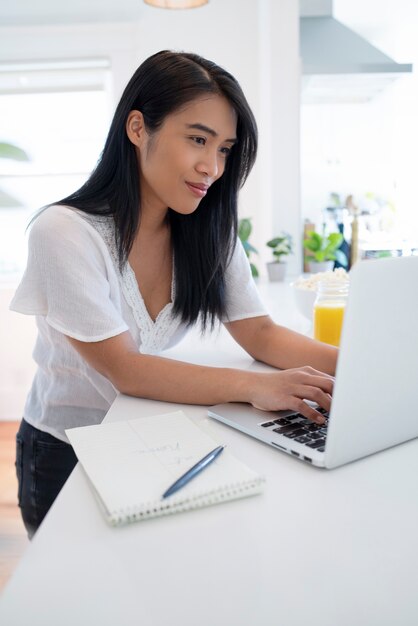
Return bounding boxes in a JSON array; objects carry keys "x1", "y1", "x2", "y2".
[
  {"x1": 66, "y1": 330, "x2": 333, "y2": 423},
  {"x1": 224, "y1": 315, "x2": 338, "y2": 376}
]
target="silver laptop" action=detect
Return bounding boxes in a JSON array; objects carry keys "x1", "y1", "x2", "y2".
[{"x1": 208, "y1": 256, "x2": 418, "y2": 468}]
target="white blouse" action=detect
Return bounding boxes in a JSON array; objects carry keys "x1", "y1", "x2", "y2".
[{"x1": 10, "y1": 205, "x2": 267, "y2": 442}]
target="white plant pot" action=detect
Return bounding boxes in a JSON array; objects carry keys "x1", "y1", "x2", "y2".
[
  {"x1": 266, "y1": 262, "x2": 287, "y2": 282},
  {"x1": 307, "y1": 260, "x2": 334, "y2": 273}
]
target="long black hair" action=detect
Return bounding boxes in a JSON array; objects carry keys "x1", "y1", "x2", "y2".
[{"x1": 55, "y1": 50, "x2": 258, "y2": 330}]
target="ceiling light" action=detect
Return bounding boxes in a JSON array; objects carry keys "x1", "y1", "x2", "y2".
[{"x1": 144, "y1": 0, "x2": 208, "y2": 8}]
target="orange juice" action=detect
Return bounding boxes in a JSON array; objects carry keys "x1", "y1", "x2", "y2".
[
  {"x1": 313, "y1": 279, "x2": 349, "y2": 347},
  {"x1": 313, "y1": 303, "x2": 345, "y2": 347}
]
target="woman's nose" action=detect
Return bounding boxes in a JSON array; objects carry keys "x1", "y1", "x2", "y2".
[{"x1": 196, "y1": 150, "x2": 220, "y2": 179}]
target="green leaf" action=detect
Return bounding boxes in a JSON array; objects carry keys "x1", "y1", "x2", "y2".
[
  {"x1": 250, "y1": 263, "x2": 259, "y2": 278},
  {"x1": 303, "y1": 239, "x2": 320, "y2": 252},
  {"x1": 246, "y1": 242, "x2": 258, "y2": 255},
  {"x1": 242, "y1": 241, "x2": 251, "y2": 257},
  {"x1": 266, "y1": 238, "x2": 281, "y2": 248},
  {"x1": 304, "y1": 230, "x2": 345, "y2": 261},
  {"x1": 0, "y1": 142, "x2": 30, "y2": 161},
  {"x1": 327, "y1": 232, "x2": 343, "y2": 248},
  {"x1": 238, "y1": 218, "x2": 252, "y2": 242},
  {"x1": 311, "y1": 232, "x2": 321, "y2": 245},
  {"x1": 322, "y1": 242, "x2": 333, "y2": 257},
  {"x1": 267, "y1": 233, "x2": 293, "y2": 260}
]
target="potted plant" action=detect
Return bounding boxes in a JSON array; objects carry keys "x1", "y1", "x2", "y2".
[
  {"x1": 266, "y1": 232, "x2": 293, "y2": 281},
  {"x1": 238, "y1": 217, "x2": 259, "y2": 278},
  {"x1": 303, "y1": 229, "x2": 348, "y2": 273}
]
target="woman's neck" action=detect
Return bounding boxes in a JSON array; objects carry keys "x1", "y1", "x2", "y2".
[{"x1": 137, "y1": 200, "x2": 169, "y2": 237}]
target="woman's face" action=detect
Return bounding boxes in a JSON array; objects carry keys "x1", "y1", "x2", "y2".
[{"x1": 132, "y1": 94, "x2": 237, "y2": 216}]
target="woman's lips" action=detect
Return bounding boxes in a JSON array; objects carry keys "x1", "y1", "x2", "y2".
[{"x1": 185, "y1": 182, "x2": 208, "y2": 198}]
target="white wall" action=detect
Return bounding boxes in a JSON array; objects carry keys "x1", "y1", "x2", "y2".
[
  {"x1": 301, "y1": 88, "x2": 396, "y2": 224},
  {"x1": 258, "y1": 0, "x2": 302, "y2": 275},
  {"x1": 0, "y1": 0, "x2": 301, "y2": 419},
  {"x1": 300, "y1": 64, "x2": 418, "y2": 244},
  {"x1": 301, "y1": 0, "x2": 418, "y2": 244}
]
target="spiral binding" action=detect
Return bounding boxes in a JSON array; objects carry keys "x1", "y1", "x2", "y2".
[{"x1": 107, "y1": 477, "x2": 265, "y2": 526}]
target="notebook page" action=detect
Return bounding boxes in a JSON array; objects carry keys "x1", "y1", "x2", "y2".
[{"x1": 66, "y1": 411, "x2": 262, "y2": 516}]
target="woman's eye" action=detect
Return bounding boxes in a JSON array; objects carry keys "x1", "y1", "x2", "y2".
[
  {"x1": 220, "y1": 146, "x2": 232, "y2": 157},
  {"x1": 191, "y1": 136, "x2": 206, "y2": 145}
]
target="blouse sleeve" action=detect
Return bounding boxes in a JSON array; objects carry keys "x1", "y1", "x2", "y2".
[
  {"x1": 221, "y1": 238, "x2": 268, "y2": 323},
  {"x1": 9, "y1": 206, "x2": 129, "y2": 342}
]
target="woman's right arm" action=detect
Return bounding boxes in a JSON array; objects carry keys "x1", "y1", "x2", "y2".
[{"x1": 66, "y1": 332, "x2": 332, "y2": 423}]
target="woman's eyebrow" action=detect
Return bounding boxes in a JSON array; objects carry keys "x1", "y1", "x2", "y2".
[{"x1": 185, "y1": 123, "x2": 237, "y2": 144}]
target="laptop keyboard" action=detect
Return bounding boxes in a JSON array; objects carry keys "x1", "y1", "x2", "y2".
[{"x1": 259, "y1": 408, "x2": 329, "y2": 453}]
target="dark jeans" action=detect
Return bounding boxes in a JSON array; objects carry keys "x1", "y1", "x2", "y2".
[{"x1": 15, "y1": 419, "x2": 78, "y2": 539}]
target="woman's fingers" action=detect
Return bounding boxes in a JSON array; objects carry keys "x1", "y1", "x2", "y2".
[
  {"x1": 298, "y1": 370, "x2": 335, "y2": 392},
  {"x1": 299, "y1": 365, "x2": 334, "y2": 378},
  {"x1": 249, "y1": 368, "x2": 335, "y2": 423},
  {"x1": 294, "y1": 384, "x2": 332, "y2": 410},
  {"x1": 286, "y1": 398, "x2": 326, "y2": 424},
  {"x1": 290, "y1": 371, "x2": 334, "y2": 421},
  {"x1": 291, "y1": 386, "x2": 332, "y2": 423}
]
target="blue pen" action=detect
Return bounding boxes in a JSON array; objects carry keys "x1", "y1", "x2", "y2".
[{"x1": 162, "y1": 445, "x2": 225, "y2": 499}]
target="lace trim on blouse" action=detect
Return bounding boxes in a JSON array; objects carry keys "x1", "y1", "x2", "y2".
[{"x1": 82, "y1": 213, "x2": 182, "y2": 355}]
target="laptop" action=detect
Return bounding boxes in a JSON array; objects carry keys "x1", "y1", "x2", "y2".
[{"x1": 208, "y1": 256, "x2": 418, "y2": 468}]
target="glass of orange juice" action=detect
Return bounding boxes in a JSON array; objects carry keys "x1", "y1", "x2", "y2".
[{"x1": 313, "y1": 280, "x2": 349, "y2": 347}]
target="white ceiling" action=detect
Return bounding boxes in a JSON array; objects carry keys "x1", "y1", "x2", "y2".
[
  {"x1": 0, "y1": 0, "x2": 145, "y2": 27},
  {"x1": 1, "y1": 0, "x2": 417, "y2": 59}
]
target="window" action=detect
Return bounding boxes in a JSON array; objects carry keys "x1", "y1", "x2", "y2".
[{"x1": 0, "y1": 59, "x2": 111, "y2": 284}]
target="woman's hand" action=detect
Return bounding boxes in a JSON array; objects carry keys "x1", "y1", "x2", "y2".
[{"x1": 247, "y1": 366, "x2": 334, "y2": 424}]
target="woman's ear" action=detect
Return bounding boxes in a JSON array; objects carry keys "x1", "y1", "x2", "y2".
[{"x1": 126, "y1": 110, "x2": 147, "y2": 147}]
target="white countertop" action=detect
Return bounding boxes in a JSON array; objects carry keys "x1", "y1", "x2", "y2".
[{"x1": 1, "y1": 281, "x2": 417, "y2": 626}]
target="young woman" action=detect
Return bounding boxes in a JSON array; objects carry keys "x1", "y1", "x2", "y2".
[{"x1": 11, "y1": 50, "x2": 337, "y2": 538}]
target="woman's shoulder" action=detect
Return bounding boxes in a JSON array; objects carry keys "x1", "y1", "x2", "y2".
[
  {"x1": 31, "y1": 204, "x2": 112, "y2": 241},
  {"x1": 29, "y1": 204, "x2": 116, "y2": 259},
  {"x1": 32, "y1": 204, "x2": 102, "y2": 230}
]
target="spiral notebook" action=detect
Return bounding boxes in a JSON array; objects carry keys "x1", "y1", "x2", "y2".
[{"x1": 65, "y1": 411, "x2": 265, "y2": 526}]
